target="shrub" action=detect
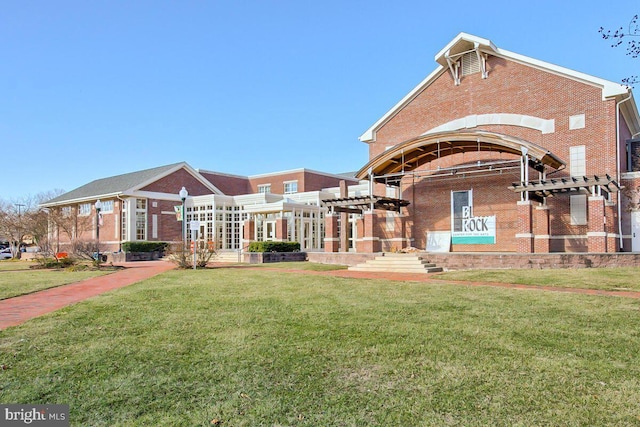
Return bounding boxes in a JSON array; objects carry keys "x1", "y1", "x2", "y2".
[
  {"x1": 247, "y1": 241, "x2": 301, "y2": 253},
  {"x1": 121, "y1": 241, "x2": 169, "y2": 253},
  {"x1": 165, "y1": 242, "x2": 216, "y2": 269},
  {"x1": 33, "y1": 256, "x2": 76, "y2": 269}
]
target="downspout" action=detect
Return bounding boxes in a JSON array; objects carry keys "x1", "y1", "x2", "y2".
[{"x1": 616, "y1": 93, "x2": 632, "y2": 250}]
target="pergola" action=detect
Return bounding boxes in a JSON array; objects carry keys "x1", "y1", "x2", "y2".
[
  {"x1": 322, "y1": 195, "x2": 410, "y2": 214},
  {"x1": 509, "y1": 174, "x2": 622, "y2": 203}
]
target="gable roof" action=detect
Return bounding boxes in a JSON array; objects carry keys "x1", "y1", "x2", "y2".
[
  {"x1": 41, "y1": 162, "x2": 220, "y2": 207},
  {"x1": 360, "y1": 32, "x2": 635, "y2": 143}
]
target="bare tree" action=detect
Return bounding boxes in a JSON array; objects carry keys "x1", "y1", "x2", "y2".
[
  {"x1": 43, "y1": 205, "x2": 94, "y2": 256},
  {"x1": 0, "y1": 190, "x2": 65, "y2": 259},
  {"x1": 599, "y1": 15, "x2": 639, "y2": 86}
]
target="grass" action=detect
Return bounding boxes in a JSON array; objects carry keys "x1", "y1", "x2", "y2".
[
  {"x1": 0, "y1": 260, "x2": 34, "y2": 271},
  {"x1": 436, "y1": 267, "x2": 640, "y2": 292},
  {"x1": 0, "y1": 269, "x2": 114, "y2": 300},
  {"x1": 1, "y1": 268, "x2": 640, "y2": 426}
]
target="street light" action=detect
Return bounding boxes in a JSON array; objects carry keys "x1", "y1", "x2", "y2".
[
  {"x1": 179, "y1": 187, "x2": 188, "y2": 253},
  {"x1": 95, "y1": 199, "x2": 102, "y2": 265}
]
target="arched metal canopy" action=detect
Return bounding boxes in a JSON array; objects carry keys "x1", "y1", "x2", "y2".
[{"x1": 355, "y1": 130, "x2": 566, "y2": 179}]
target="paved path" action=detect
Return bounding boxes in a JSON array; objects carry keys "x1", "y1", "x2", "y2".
[{"x1": 0, "y1": 261, "x2": 175, "y2": 330}]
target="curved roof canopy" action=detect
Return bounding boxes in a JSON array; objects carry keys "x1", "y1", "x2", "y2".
[{"x1": 355, "y1": 130, "x2": 566, "y2": 179}]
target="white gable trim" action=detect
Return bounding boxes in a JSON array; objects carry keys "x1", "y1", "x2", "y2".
[
  {"x1": 359, "y1": 32, "x2": 631, "y2": 144},
  {"x1": 423, "y1": 113, "x2": 555, "y2": 135},
  {"x1": 359, "y1": 66, "x2": 446, "y2": 143}
]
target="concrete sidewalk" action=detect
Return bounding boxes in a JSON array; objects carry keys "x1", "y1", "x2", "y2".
[{"x1": 0, "y1": 261, "x2": 175, "y2": 330}]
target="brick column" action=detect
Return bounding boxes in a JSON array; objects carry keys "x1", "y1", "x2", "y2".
[
  {"x1": 516, "y1": 201, "x2": 534, "y2": 253},
  {"x1": 533, "y1": 205, "x2": 550, "y2": 253},
  {"x1": 340, "y1": 212, "x2": 349, "y2": 252},
  {"x1": 324, "y1": 213, "x2": 340, "y2": 252},
  {"x1": 360, "y1": 211, "x2": 381, "y2": 253},
  {"x1": 355, "y1": 216, "x2": 365, "y2": 252},
  {"x1": 587, "y1": 196, "x2": 607, "y2": 252},
  {"x1": 243, "y1": 218, "x2": 255, "y2": 243},
  {"x1": 605, "y1": 201, "x2": 619, "y2": 253},
  {"x1": 399, "y1": 213, "x2": 408, "y2": 249},
  {"x1": 275, "y1": 218, "x2": 288, "y2": 242}
]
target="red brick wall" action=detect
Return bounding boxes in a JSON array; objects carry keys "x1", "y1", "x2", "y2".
[
  {"x1": 200, "y1": 172, "x2": 250, "y2": 195},
  {"x1": 372, "y1": 58, "x2": 618, "y2": 177},
  {"x1": 145, "y1": 199, "x2": 183, "y2": 243},
  {"x1": 364, "y1": 55, "x2": 622, "y2": 253},
  {"x1": 401, "y1": 173, "x2": 520, "y2": 251},
  {"x1": 140, "y1": 168, "x2": 212, "y2": 196},
  {"x1": 249, "y1": 171, "x2": 358, "y2": 194},
  {"x1": 249, "y1": 171, "x2": 306, "y2": 194}
]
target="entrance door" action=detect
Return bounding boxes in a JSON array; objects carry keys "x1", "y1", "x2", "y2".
[
  {"x1": 348, "y1": 217, "x2": 358, "y2": 252},
  {"x1": 265, "y1": 221, "x2": 276, "y2": 241},
  {"x1": 632, "y1": 211, "x2": 640, "y2": 252},
  {"x1": 303, "y1": 222, "x2": 311, "y2": 250}
]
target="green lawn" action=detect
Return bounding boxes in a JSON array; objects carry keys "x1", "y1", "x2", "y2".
[
  {"x1": 436, "y1": 266, "x2": 640, "y2": 292},
  {"x1": 0, "y1": 269, "x2": 113, "y2": 300},
  {"x1": 1, "y1": 268, "x2": 640, "y2": 426},
  {"x1": 0, "y1": 260, "x2": 34, "y2": 271}
]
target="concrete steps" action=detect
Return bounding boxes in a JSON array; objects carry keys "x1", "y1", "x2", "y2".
[
  {"x1": 348, "y1": 253, "x2": 443, "y2": 274},
  {"x1": 211, "y1": 251, "x2": 242, "y2": 263}
]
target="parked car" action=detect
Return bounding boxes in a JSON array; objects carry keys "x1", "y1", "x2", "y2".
[{"x1": 0, "y1": 248, "x2": 13, "y2": 260}]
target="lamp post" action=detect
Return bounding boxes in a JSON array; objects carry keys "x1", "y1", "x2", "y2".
[
  {"x1": 95, "y1": 199, "x2": 102, "y2": 264},
  {"x1": 179, "y1": 187, "x2": 188, "y2": 253}
]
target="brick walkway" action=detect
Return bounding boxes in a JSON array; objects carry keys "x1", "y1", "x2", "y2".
[{"x1": 0, "y1": 261, "x2": 175, "y2": 330}]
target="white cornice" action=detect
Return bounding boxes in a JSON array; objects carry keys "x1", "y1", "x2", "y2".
[{"x1": 40, "y1": 192, "x2": 123, "y2": 208}]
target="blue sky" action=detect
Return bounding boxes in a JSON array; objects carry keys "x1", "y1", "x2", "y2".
[{"x1": 1, "y1": 0, "x2": 638, "y2": 200}]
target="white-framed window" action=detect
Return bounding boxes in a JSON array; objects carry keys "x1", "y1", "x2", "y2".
[
  {"x1": 61, "y1": 206, "x2": 72, "y2": 217},
  {"x1": 258, "y1": 184, "x2": 271, "y2": 194},
  {"x1": 78, "y1": 203, "x2": 92, "y2": 216},
  {"x1": 451, "y1": 189, "x2": 473, "y2": 232},
  {"x1": 100, "y1": 200, "x2": 114, "y2": 213},
  {"x1": 135, "y1": 199, "x2": 147, "y2": 240},
  {"x1": 570, "y1": 146, "x2": 586, "y2": 177},
  {"x1": 570, "y1": 194, "x2": 587, "y2": 225},
  {"x1": 284, "y1": 181, "x2": 298, "y2": 194}
]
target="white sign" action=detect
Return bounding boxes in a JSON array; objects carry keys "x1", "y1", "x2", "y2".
[
  {"x1": 189, "y1": 220, "x2": 200, "y2": 231},
  {"x1": 426, "y1": 231, "x2": 451, "y2": 252},
  {"x1": 452, "y1": 208, "x2": 496, "y2": 245}
]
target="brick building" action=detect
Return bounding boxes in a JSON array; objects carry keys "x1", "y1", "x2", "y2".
[
  {"x1": 41, "y1": 162, "x2": 361, "y2": 254},
  {"x1": 324, "y1": 33, "x2": 640, "y2": 254},
  {"x1": 43, "y1": 33, "x2": 640, "y2": 256}
]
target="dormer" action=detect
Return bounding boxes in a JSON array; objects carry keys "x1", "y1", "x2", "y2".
[{"x1": 435, "y1": 33, "x2": 498, "y2": 85}]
